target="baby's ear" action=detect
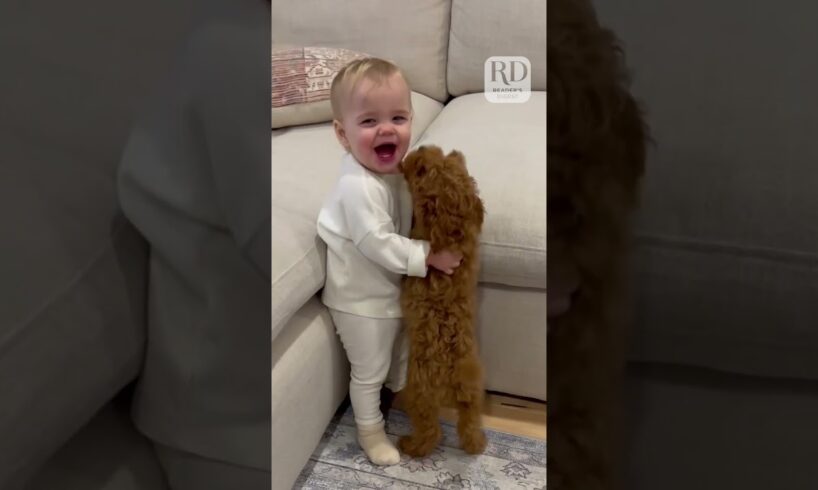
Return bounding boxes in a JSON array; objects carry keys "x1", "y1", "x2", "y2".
[{"x1": 333, "y1": 119, "x2": 349, "y2": 150}]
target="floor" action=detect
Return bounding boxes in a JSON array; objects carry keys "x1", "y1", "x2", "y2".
[
  {"x1": 298, "y1": 395, "x2": 547, "y2": 489},
  {"x1": 394, "y1": 391, "x2": 546, "y2": 441}
]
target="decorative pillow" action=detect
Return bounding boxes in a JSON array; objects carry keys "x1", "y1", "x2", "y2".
[{"x1": 271, "y1": 46, "x2": 370, "y2": 129}]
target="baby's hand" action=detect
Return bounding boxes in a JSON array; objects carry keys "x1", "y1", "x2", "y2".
[{"x1": 426, "y1": 249, "x2": 463, "y2": 275}]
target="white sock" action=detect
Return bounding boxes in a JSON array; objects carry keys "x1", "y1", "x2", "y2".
[{"x1": 357, "y1": 421, "x2": 400, "y2": 466}]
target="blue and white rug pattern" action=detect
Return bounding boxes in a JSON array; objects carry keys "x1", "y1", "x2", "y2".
[{"x1": 294, "y1": 405, "x2": 546, "y2": 489}]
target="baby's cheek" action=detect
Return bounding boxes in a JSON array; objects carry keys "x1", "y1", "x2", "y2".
[
  {"x1": 357, "y1": 131, "x2": 375, "y2": 149},
  {"x1": 358, "y1": 138, "x2": 372, "y2": 151}
]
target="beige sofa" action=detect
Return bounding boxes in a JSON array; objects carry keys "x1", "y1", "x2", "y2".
[{"x1": 271, "y1": 0, "x2": 546, "y2": 488}]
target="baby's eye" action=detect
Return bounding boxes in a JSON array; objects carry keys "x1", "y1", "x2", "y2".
[
  {"x1": 360, "y1": 118, "x2": 376, "y2": 125},
  {"x1": 393, "y1": 116, "x2": 407, "y2": 122}
]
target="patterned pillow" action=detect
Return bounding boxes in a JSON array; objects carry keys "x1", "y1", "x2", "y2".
[{"x1": 271, "y1": 46, "x2": 370, "y2": 129}]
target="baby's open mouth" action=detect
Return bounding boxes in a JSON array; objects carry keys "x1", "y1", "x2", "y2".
[{"x1": 374, "y1": 143, "x2": 397, "y2": 163}]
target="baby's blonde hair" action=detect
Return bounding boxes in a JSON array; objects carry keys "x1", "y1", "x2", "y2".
[{"x1": 330, "y1": 57, "x2": 411, "y2": 120}]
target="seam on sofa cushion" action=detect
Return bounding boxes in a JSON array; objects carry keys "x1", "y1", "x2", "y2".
[
  {"x1": 271, "y1": 242, "x2": 325, "y2": 337},
  {"x1": 633, "y1": 236, "x2": 818, "y2": 360},
  {"x1": 636, "y1": 232, "x2": 818, "y2": 267},
  {"x1": 271, "y1": 245, "x2": 318, "y2": 286},
  {"x1": 0, "y1": 218, "x2": 129, "y2": 347},
  {"x1": 637, "y1": 326, "x2": 818, "y2": 352},
  {"x1": 481, "y1": 241, "x2": 546, "y2": 254},
  {"x1": 0, "y1": 217, "x2": 146, "y2": 487}
]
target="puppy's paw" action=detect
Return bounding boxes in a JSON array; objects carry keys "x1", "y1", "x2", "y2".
[
  {"x1": 398, "y1": 432, "x2": 440, "y2": 458},
  {"x1": 460, "y1": 429, "x2": 487, "y2": 455}
]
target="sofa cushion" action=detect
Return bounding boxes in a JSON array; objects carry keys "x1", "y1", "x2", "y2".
[
  {"x1": 0, "y1": 0, "x2": 188, "y2": 485},
  {"x1": 271, "y1": 0, "x2": 451, "y2": 102},
  {"x1": 0, "y1": 210, "x2": 149, "y2": 489},
  {"x1": 271, "y1": 91, "x2": 444, "y2": 340},
  {"x1": 271, "y1": 295, "x2": 349, "y2": 490},
  {"x1": 119, "y1": 16, "x2": 272, "y2": 471},
  {"x1": 27, "y1": 393, "x2": 169, "y2": 490},
  {"x1": 412, "y1": 92, "x2": 547, "y2": 289},
  {"x1": 630, "y1": 242, "x2": 818, "y2": 380},
  {"x1": 447, "y1": 0, "x2": 546, "y2": 97}
]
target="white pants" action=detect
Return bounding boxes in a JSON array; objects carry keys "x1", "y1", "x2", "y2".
[{"x1": 329, "y1": 309, "x2": 409, "y2": 427}]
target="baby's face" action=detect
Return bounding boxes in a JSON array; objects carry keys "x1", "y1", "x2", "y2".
[{"x1": 334, "y1": 73, "x2": 412, "y2": 175}]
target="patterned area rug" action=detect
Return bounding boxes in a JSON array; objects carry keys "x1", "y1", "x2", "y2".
[{"x1": 294, "y1": 403, "x2": 546, "y2": 489}]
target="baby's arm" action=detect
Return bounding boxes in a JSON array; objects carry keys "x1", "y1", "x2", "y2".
[
  {"x1": 341, "y1": 178, "x2": 430, "y2": 277},
  {"x1": 358, "y1": 226, "x2": 430, "y2": 277}
]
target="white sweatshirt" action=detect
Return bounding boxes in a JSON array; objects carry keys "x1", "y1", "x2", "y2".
[{"x1": 317, "y1": 152, "x2": 431, "y2": 318}]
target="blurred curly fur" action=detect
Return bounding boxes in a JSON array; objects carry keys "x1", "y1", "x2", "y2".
[
  {"x1": 548, "y1": 1, "x2": 648, "y2": 489},
  {"x1": 397, "y1": 145, "x2": 487, "y2": 457}
]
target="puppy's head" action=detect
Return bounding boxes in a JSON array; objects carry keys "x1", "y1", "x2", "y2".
[
  {"x1": 401, "y1": 145, "x2": 484, "y2": 250},
  {"x1": 400, "y1": 145, "x2": 447, "y2": 190}
]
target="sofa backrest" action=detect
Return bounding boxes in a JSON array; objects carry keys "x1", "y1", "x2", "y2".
[
  {"x1": 447, "y1": 0, "x2": 546, "y2": 96},
  {"x1": 271, "y1": 0, "x2": 451, "y2": 103}
]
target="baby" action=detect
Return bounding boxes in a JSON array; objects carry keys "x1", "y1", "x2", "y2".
[{"x1": 316, "y1": 58, "x2": 462, "y2": 465}]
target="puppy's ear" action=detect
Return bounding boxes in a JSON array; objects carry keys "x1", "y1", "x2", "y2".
[
  {"x1": 446, "y1": 150, "x2": 466, "y2": 168},
  {"x1": 402, "y1": 150, "x2": 420, "y2": 177},
  {"x1": 470, "y1": 178, "x2": 486, "y2": 228},
  {"x1": 413, "y1": 156, "x2": 428, "y2": 178},
  {"x1": 474, "y1": 195, "x2": 486, "y2": 228},
  {"x1": 427, "y1": 145, "x2": 445, "y2": 158}
]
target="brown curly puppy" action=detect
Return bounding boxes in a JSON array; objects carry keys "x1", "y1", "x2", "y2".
[
  {"x1": 397, "y1": 145, "x2": 487, "y2": 457},
  {"x1": 548, "y1": 1, "x2": 648, "y2": 489}
]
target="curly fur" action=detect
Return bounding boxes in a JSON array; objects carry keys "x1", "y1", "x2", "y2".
[
  {"x1": 548, "y1": 1, "x2": 649, "y2": 489},
  {"x1": 397, "y1": 145, "x2": 487, "y2": 457}
]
